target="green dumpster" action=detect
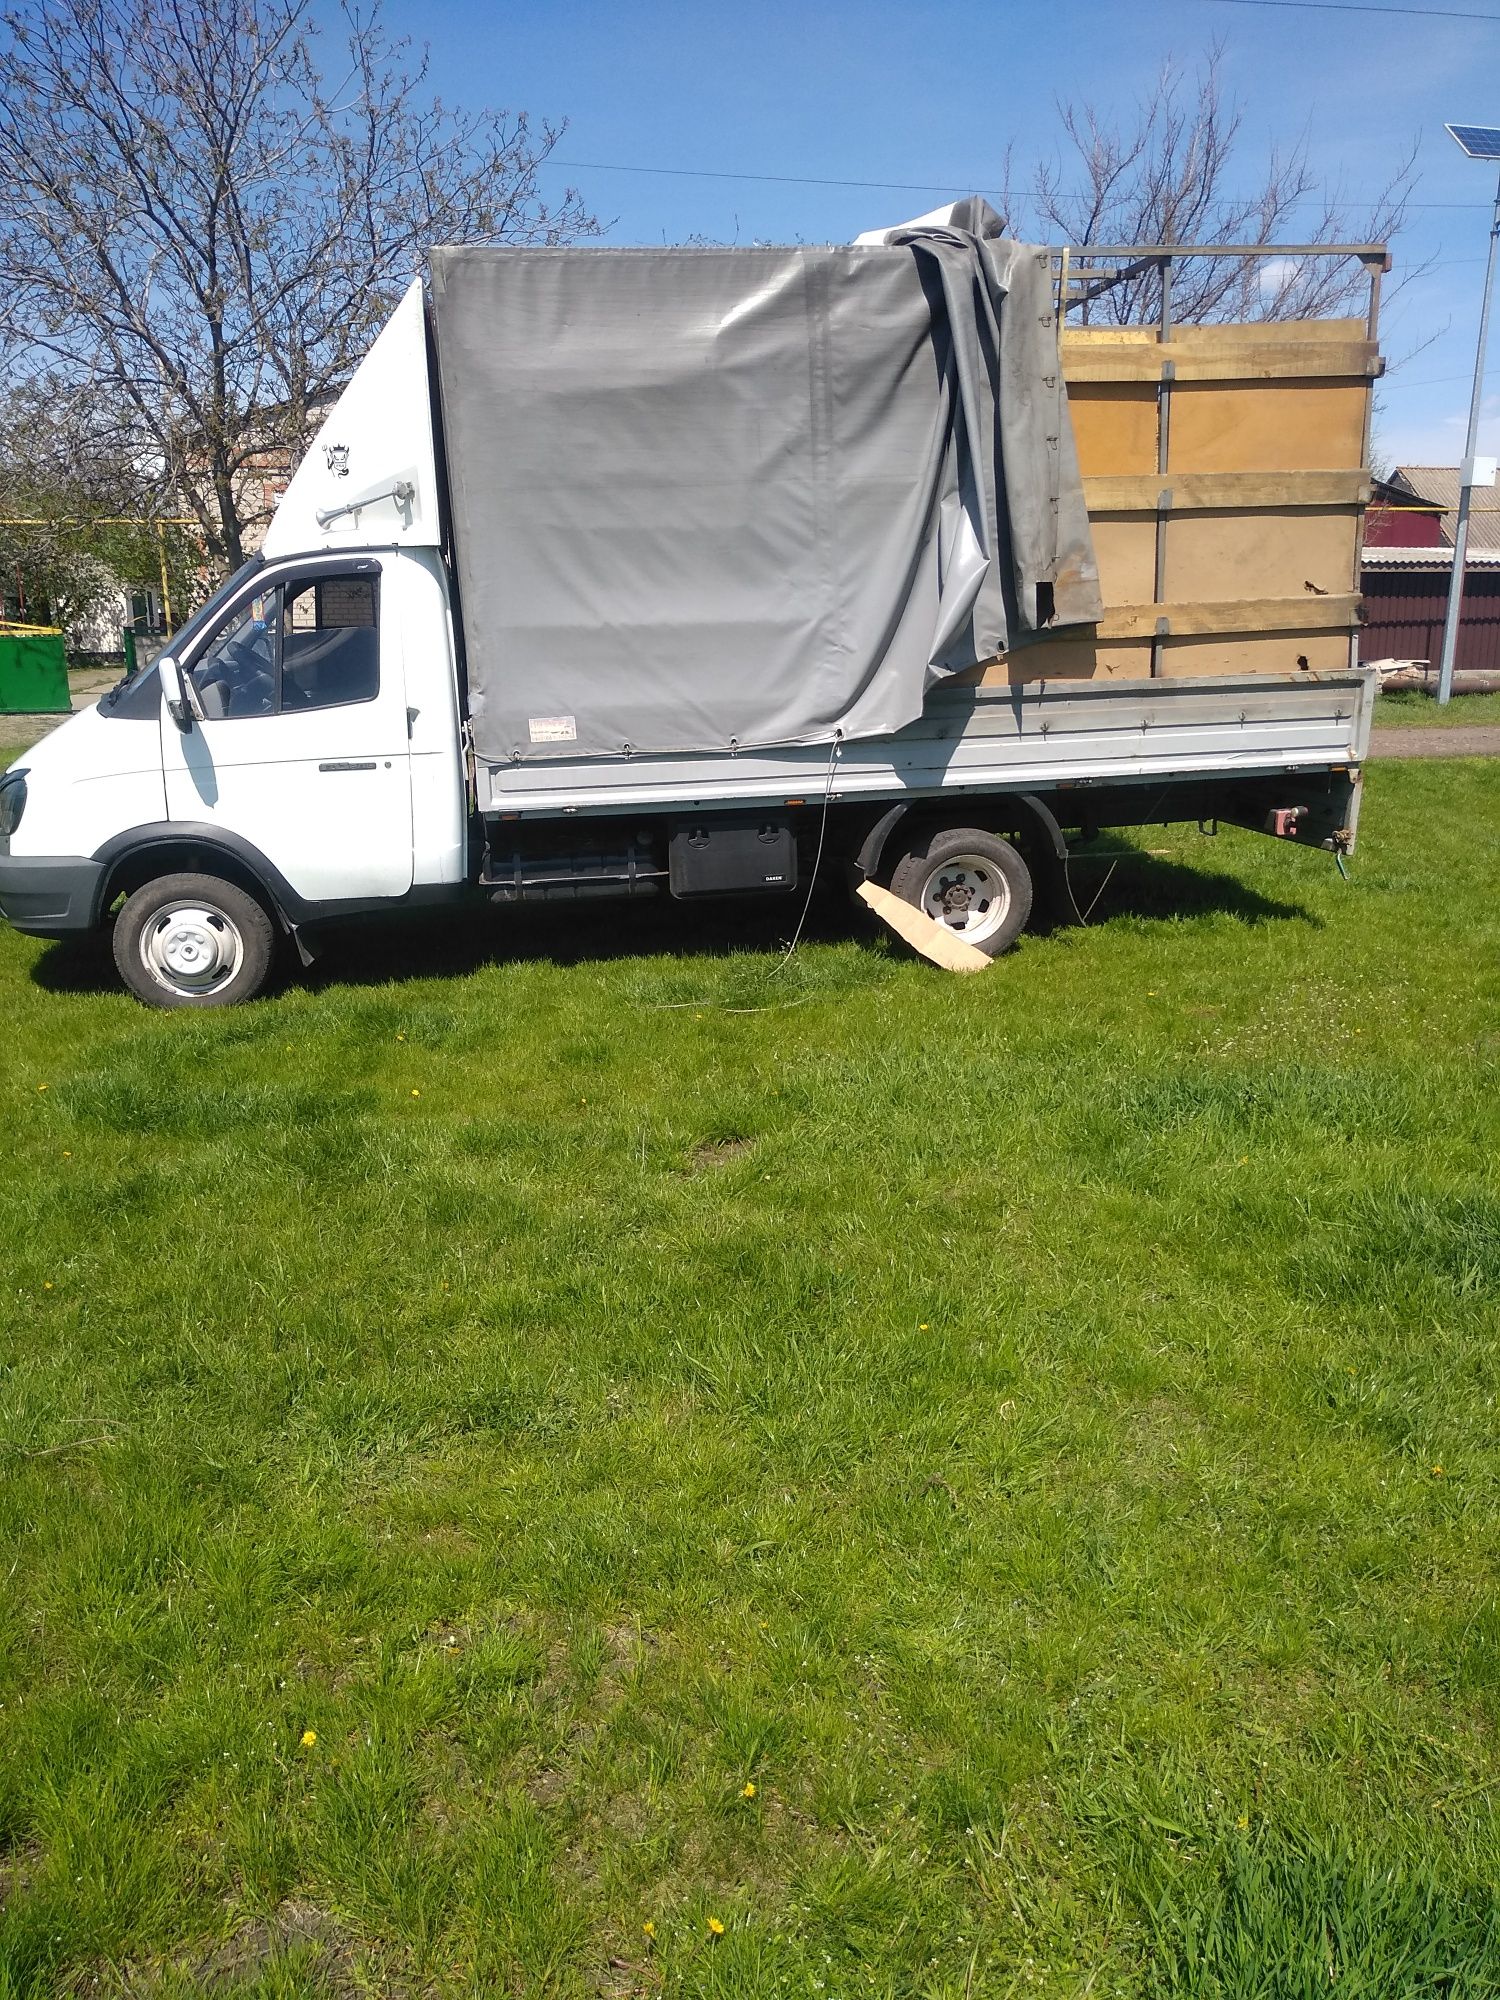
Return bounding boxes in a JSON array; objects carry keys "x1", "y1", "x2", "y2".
[{"x1": 0, "y1": 624, "x2": 70, "y2": 715}]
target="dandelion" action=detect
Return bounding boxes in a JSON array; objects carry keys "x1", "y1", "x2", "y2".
[
  {"x1": 919, "y1": 1323, "x2": 930, "y2": 1331},
  {"x1": 410, "y1": 1088, "x2": 420, "y2": 1098},
  {"x1": 741, "y1": 1781, "x2": 757, "y2": 1799},
  {"x1": 397, "y1": 1032, "x2": 406, "y2": 1042},
  {"x1": 300, "y1": 1729, "x2": 317, "y2": 1748},
  {"x1": 1236, "y1": 1814, "x2": 1249, "y2": 1829},
  {"x1": 62, "y1": 1151, "x2": 71, "y2": 1159},
  {"x1": 642, "y1": 1921, "x2": 656, "y2": 1941},
  {"x1": 35, "y1": 1083, "x2": 47, "y2": 1093},
  {"x1": 43, "y1": 1282, "x2": 53, "y2": 1292},
  {"x1": 1432, "y1": 1465, "x2": 1445, "y2": 1478},
  {"x1": 707, "y1": 1916, "x2": 725, "y2": 1937}
]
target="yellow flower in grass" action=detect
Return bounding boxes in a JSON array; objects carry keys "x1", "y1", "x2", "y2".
[
  {"x1": 707, "y1": 1915, "x2": 725, "y2": 1937},
  {"x1": 642, "y1": 1920, "x2": 656, "y2": 1941},
  {"x1": 300, "y1": 1729, "x2": 317, "y2": 1748},
  {"x1": 741, "y1": 1781, "x2": 757, "y2": 1799}
]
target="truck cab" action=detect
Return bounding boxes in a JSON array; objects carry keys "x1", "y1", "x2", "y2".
[{"x1": 0, "y1": 285, "x2": 469, "y2": 1004}]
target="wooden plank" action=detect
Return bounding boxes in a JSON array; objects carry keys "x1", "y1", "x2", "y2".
[
  {"x1": 1067, "y1": 317, "x2": 1367, "y2": 348},
  {"x1": 1089, "y1": 517, "x2": 1158, "y2": 607},
  {"x1": 856, "y1": 882, "x2": 993, "y2": 973},
  {"x1": 1165, "y1": 511, "x2": 1358, "y2": 604},
  {"x1": 1097, "y1": 592, "x2": 1361, "y2": 640},
  {"x1": 1170, "y1": 382, "x2": 1369, "y2": 474},
  {"x1": 1083, "y1": 470, "x2": 1370, "y2": 511},
  {"x1": 1062, "y1": 336, "x2": 1380, "y2": 384},
  {"x1": 1068, "y1": 384, "x2": 1159, "y2": 478},
  {"x1": 972, "y1": 637, "x2": 1156, "y2": 684},
  {"x1": 968, "y1": 630, "x2": 1355, "y2": 685},
  {"x1": 1157, "y1": 632, "x2": 1352, "y2": 677}
]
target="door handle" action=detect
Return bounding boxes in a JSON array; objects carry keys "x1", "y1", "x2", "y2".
[{"x1": 318, "y1": 760, "x2": 377, "y2": 773}]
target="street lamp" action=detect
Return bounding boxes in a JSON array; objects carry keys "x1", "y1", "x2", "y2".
[{"x1": 1435, "y1": 123, "x2": 1500, "y2": 705}]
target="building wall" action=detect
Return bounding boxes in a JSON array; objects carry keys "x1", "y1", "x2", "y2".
[
  {"x1": 1360, "y1": 569, "x2": 1500, "y2": 672},
  {"x1": 1363, "y1": 500, "x2": 1445, "y2": 547}
]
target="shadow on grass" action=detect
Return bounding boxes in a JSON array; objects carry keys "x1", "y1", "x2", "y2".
[
  {"x1": 1056, "y1": 845, "x2": 1322, "y2": 931},
  {"x1": 27, "y1": 850, "x2": 1317, "y2": 998}
]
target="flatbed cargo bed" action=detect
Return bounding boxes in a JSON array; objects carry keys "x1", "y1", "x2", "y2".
[{"x1": 477, "y1": 668, "x2": 1375, "y2": 819}]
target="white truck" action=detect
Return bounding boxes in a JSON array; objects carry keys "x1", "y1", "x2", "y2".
[{"x1": 0, "y1": 207, "x2": 1379, "y2": 1007}]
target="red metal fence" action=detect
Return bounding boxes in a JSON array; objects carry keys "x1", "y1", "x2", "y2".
[{"x1": 1360, "y1": 568, "x2": 1500, "y2": 673}]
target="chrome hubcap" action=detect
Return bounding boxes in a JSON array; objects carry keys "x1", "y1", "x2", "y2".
[
  {"x1": 918, "y1": 853, "x2": 1011, "y2": 944},
  {"x1": 140, "y1": 903, "x2": 244, "y2": 997}
]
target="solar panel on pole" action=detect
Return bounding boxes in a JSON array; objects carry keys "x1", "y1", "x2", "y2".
[{"x1": 1445, "y1": 124, "x2": 1500, "y2": 160}]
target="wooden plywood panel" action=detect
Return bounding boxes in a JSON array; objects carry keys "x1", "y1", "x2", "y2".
[
  {"x1": 1068, "y1": 383, "x2": 1158, "y2": 476},
  {"x1": 1099, "y1": 593, "x2": 1360, "y2": 640},
  {"x1": 1170, "y1": 381, "x2": 1368, "y2": 472},
  {"x1": 1061, "y1": 321, "x2": 1378, "y2": 384},
  {"x1": 1166, "y1": 316, "x2": 1368, "y2": 348},
  {"x1": 1156, "y1": 631, "x2": 1353, "y2": 677},
  {"x1": 1056, "y1": 317, "x2": 1372, "y2": 678},
  {"x1": 1063, "y1": 341, "x2": 1376, "y2": 384},
  {"x1": 1164, "y1": 508, "x2": 1359, "y2": 603},
  {"x1": 974, "y1": 636, "x2": 1154, "y2": 684},
  {"x1": 1089, "y1": 516, "x2": 1158, "y2": 606},
  {"x1": 1084, "y1": 470, "x2": 1369, "y2": 511}
]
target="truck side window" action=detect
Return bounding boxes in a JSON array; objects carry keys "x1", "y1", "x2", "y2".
[
  {"x1": 191, "y1": 591, "x2": 280, "y2": 719},
  {"x1": 281, "y1": 576, "x2": 379, "y2": 710}
]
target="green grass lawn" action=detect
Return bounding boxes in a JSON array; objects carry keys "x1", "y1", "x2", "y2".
[
  {"x1": 1373, "y1": 688, "x2": 1500, "y2": 729},
  {"x1": 1, "y1": 760, "x2": 1497, "y2": 1998}
]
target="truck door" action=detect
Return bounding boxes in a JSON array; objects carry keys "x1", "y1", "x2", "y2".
[{"x1": 159, "y1": 559, "x2": 414, "y2": 904}]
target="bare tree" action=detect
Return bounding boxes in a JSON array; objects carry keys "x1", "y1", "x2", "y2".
[
  {"x1": 0, "y1": 0, "x2": 596, "y2": 576},
  {"x1": 0, "y1": 379, "x2": 202, "y2": 640},
  {"x1": 1009, "y1": 48, "x2": 1415, "y2": 326}
]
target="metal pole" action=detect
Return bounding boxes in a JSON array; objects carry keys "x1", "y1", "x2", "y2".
[
  {"x1": 1436, "y1": 165, "x2": 1500, "y2": 705},
  {"x1": 156, "y1": 519, "x2": 173, "y2": 632}
]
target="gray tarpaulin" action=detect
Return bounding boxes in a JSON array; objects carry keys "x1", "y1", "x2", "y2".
[{"x1": 429, "y1": 200, "x2": 1100, "y2": 765}]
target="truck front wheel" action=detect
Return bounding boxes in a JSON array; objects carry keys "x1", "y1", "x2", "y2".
[
  {"x1": 112, "y1": 872, "x2": 277, "y2": 1008},
  {"x1": 887, "y1": 827, "x2": 1032, "y2": 958}
]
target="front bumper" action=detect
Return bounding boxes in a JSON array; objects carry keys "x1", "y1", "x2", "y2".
[{"x1": 0, "y1": 850, "x2": 106, "y2": 935}]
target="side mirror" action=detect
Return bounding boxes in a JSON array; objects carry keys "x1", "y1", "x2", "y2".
[{"x1": 159, "y1": 655, "x2": 203, "y2": 732}]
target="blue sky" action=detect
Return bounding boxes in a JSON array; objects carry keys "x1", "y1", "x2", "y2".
[{"x1": 397, "y1": 0, "x2": 1499, "y2": 470}]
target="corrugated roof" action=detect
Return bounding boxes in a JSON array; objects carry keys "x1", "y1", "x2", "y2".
[
  {"x1": 1392, "y1": 465, "x2": 1500, "y2": 551},
  {"x1": 1363, "y1": 544, "x2": 1500, "y2": 567}
]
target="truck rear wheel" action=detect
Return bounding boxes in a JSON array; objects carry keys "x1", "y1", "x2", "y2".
[
  {"x1": 887, "y1": 826, "x2": 1032, "y2": 958},
  {"x1": 112, "y1": 872, "x2": 277, "y2": 1008}
]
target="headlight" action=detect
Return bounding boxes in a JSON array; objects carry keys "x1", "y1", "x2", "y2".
[{"x1": 0, "y1": 772, "x2": 27, "y2": 838}]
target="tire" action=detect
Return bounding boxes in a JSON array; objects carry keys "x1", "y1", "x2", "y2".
[
  {"x1": 887, "y1": 826, "x2": 1033, "y2": 958},
  {"x1": 112, "y1": 871, "x2": 277, "y2": 1008}
]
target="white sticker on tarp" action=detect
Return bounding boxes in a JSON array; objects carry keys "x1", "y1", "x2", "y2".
[{"x1": 527, "y1": 715, "x2": 577, "y2": 743}]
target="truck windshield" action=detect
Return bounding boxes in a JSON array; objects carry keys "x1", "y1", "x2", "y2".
[{"x1": 99, "y1": 555, "x2": 267, "y2": 709}]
